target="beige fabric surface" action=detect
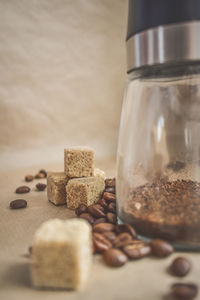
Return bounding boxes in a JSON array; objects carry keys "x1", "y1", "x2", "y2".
[
  {"x1": 1, "y1": 162, "x2": 200, "y2": 300},
  {"x1": 0, "y1": 0, "x2": 127, "y2": 170}
]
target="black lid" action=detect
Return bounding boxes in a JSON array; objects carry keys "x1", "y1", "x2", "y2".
[{"x1": 127, "y1": 0, "x2": 200, "y2": 40}]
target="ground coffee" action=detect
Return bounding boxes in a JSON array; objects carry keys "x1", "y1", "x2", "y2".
[{"x1": 122, "y1": 179, "x2": 200, "y2": 243}]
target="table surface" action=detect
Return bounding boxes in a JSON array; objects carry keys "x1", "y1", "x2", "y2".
[{"x1": 1, "y1": 159, "x2": 200, "y2": 300}]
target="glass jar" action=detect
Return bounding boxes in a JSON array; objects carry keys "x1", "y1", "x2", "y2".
[
  {"x1": 117, "y1": 0, "x2": 200, "y2": 249},
  {"x1": 117, "y1": 63, "x2": 200, "y2": 249}
]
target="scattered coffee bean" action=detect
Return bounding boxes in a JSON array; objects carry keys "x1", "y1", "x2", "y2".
[
  {"x1": 36, "y1": 183, "x2": 46, "y2": 191},
  {"x1": 103, "y1": 248, "x2": 128, "y2": 267},
  {"x1": 107, "y1": 202, "x2": 116, "y2": 213},
  {"x1": 79, "y1": 213, "x2": 94, "y2": 225},
  {"x1": 93, "y1": 233, "x2": 112, "y2": 253},
  {"x1": 123, "y1": 241, "x2": 151, "y2": 260},
  {"x1": 105, "y1": 186, "x2": 115, "y2": 194},
  {"x1": 105, "y1": 178, "x2": 115, "y2": 187},
  {"x1": 35, "y1": 173, "x2": 45, "y2": 179},
  {"x1": 151, "y1": 239, "x2": 173, "y2": 257},
  {"x1": 25, "y1": 175, "x2": 34, "y2": 182},
  {"x1": 88, "y1": 204, "x2": 105, "y2": 218},
  {"x1": 171, "y1": 257, "x2": 192, "y2": 277},
  {"x1": 171, "y1": 283, "x2": 198, "y2": 300},
  {"x1": 93, "y1": 218, "x2": 107, "y2": 226},
  {"x1": 106, "y1": 212, "x2": 117, "y2": 224},
  {"x1": 113, "y1": 232, "x2": 133, "y2": 248},
  {"x1": 116, "y1": 224, "x2": 137, "y2": 239},
  {"x1": 103, "y1": 192, "x2": 116, "y2": 202},
  {"x1": 93, "y1": 222, "x2": 115, "y2": 233},
  {"x1": 97, "y1": 198, "x2": 108, "y2": 208},
  {"x1": 15, "y1": 186, "x2": 31, "y2": 194},
  {"x1": 10, "y1": 199, "x2": 27, "y2": 209},
  {"x1": 39, "y1": 169, "x2": 47, "y2": 178},
  {"x1": 103, "y1": 231, "x2": 117, "y2": 242},
  {"x1": 75, "y1": 204, "x2": 88, "y2": 216},
  {"x1": 72, "y1": 176, "x2": 191, "y2": 282}
]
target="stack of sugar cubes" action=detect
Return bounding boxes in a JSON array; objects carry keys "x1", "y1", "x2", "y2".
[
  {"x1": 31, "y1": 147, "x2": 105, "y2": 291},
  {"x1": 47, "y1": 146, "x2": 105, "y2": 209}
]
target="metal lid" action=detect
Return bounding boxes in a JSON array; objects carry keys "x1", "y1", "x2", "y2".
[{"x1": 127, "y1": 0, "x2": 200, "y2": 72}]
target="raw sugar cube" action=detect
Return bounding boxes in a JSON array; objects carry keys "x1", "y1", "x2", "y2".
[
  {"x1": 94, "y1": 168, "x2": 105, "y2": 181},
  {"x1": 30, "y1": 218, "x2": 92, "y2": 290},
  {"x1": 64, "y1": 147, "x2": 94, "y2": 178},
  {"x1": 47, "y1": 172, "x2": 69, "y2": 205},
  {"x1": 66, "y1": 172, "x2": 105, "y2": 209}
]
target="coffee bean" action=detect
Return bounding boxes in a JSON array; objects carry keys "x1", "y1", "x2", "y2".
[
  {"x1": 93, "y1": 223, "x2": 115, "y2": 233},
  {"x1": 171, "y1": 257, "x2": 192, "y2": 277},
  {"x1": 116, "y1": 224, "x2": 137, "y2": 239},
  {"x1": 105, "y1": 186, "x2": 115, "y2": 194},
  {"x1": 123, "y1": 241, "x2": 151, "y2": 259},
  {"x1": 75, "y1": 204, "x2": 88, "y2": 216},
  {"x1": 29, "y1": 246, "x2": 32, "y2": 254},
  {"x1": 106, "y1": 212, "x2": 117, "y2": 224},
  {"x1": 93, "y1": 233, "x2": 112, "y2": 253},
  {"x1": 88, "y1": 204, "x2": 105, "y2": 218},
  {"x1": 97, "y1": 198, "x2": 108, "y2": 208},
  {"x1": 10, "y1": 199, "x2": 27, "y2": 209},
  {"x1": 171, "y1": 283, "x2": 198, "y2": 300},
  {"x1": 39, "y1": 169, "x2": 47, "y2": 178},
  {"x1": 35, "y1": 173, "x2": 45, "y2": 179},
  {"x1": 105, "y1": 178, "x2": 115, "y2": 187},
  {"x1": 36, "y1": 183, "x2": 46, "y2": 191},
  {"x1": 79, "y1": 213, "x2": 94, "y2": 225},
  {"x1": 93, "y1": 218, "x2": 107, "y2": 226},
  {"x1": 107, "y1": 202, "x2": 116, "y2": 213},
  {"x1": 103, "y1": 248, "x2": 128, "y2": 267},
  {"x1": 151, "y1": 239, "x2": 173, "y2": 257},
  {"x1": 15, "y1": 186, "x2": 31, "y2": 194},
  {"x1": 113, "y1": 232, "x2": 133, "y2": 248},
  {"x1": 103, "y1": 192, "x2": 116, "y2": 202},
  {"x1": 103, "y1": 231, "x2": 117, "y2": 242},
  {"x1": 25, "y1": 175, "x2": 34, "y2": 182}
]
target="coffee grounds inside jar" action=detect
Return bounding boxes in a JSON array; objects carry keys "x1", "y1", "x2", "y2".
[{"x1": 121, "y1": 179, "x2": 200, "y2": 244}]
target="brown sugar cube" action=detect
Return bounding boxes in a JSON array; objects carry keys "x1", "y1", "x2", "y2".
[
  {"x1": 94, "y1": 168, "x2": 105, "y2": 180},
  {"x1": 66, "y1": 173, "x2": 105, "y2": 210},
  {"x1": 47, "y1": 172, "x2": 69, "y2": 205},
  {"x1": 64, "y1": 147, "x2": 94, "y2": 178},
  {"x1": 30, "y1": 218, "x2": 92, "y2": 290}
]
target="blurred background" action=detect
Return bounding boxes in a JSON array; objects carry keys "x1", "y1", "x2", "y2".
[{"x1": 0, "y1": 0, "x2": 128, "y2": 170}]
